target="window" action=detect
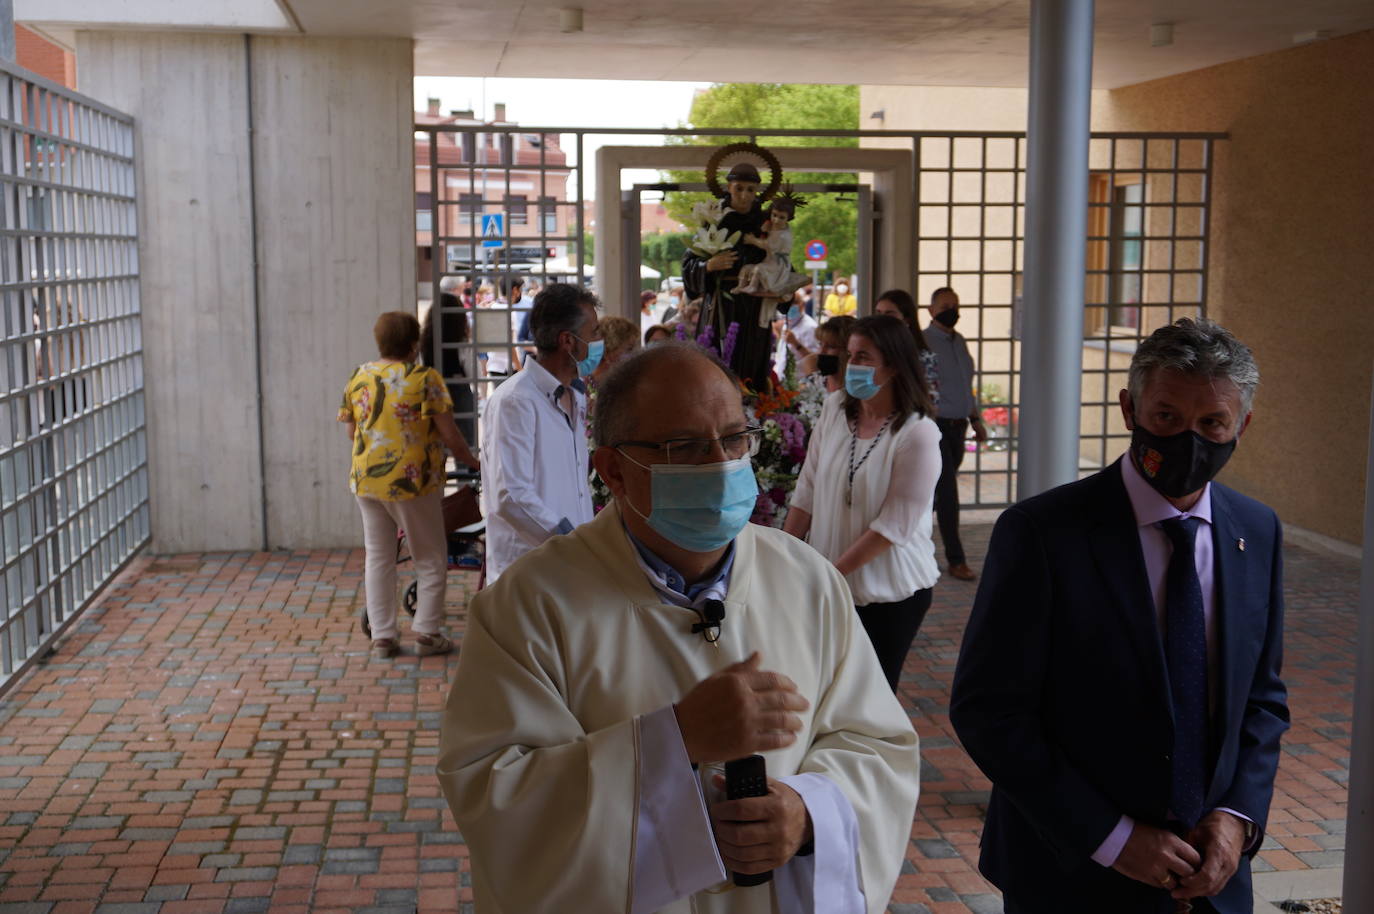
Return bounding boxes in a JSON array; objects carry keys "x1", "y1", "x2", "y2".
[
  {"x1": 461, "y1": 132, "x2": 475, "y2": 162},
  {"x1": 415, "y1": 192, "x2": 432, "y2": 232},
  {"x1": 459, "y1": 192, "x2": 482, "y2": 225},
  {"x1": 500, "y1": 134, "x2": 514, "y2": 164},
  {"x1": 505, "y1": 194, "x2": 528, "y2": 225},
  {"x1": 1109, "y1": 183, "x2": 1144, "y2": 329},
  {"x1": 538, "y1": 196, "x2": 558, "y2": 234}
]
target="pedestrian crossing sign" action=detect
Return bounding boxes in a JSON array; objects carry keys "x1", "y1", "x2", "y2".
[{"x1": 481, "y1": 213, "x2": 505, "y2": 249}]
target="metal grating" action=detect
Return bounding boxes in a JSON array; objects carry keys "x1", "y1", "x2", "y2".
[
  {"x1": 910, "y1": 131, "x2": 1218, "y2": 507},
  {"x1": 0, "y1": 61, "x2": 148, "y2": 695},
  {"x1": 416, "y1": 125, "x2": 582, "y2": 445},
  {"x1": 413, "y1": 125, "x2": 1221, "y2": 504}
]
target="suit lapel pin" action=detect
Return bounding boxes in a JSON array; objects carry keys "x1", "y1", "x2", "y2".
[{"x1": 1237, "y1": 538, "x2": 1246, "y2": 552}]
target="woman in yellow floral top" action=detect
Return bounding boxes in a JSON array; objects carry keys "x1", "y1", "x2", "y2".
[{"x1": 338, "y1": 311, "x2": 479, "y2": 659}]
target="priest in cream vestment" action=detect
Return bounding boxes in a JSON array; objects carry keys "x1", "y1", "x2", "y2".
[{"x1": 438, "y1": 343, "x2": 920, "y2": 913}]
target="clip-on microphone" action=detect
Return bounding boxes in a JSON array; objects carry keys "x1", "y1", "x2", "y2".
[{"x1": 690, "y1": 598, "x2": 725, "y2": 643}]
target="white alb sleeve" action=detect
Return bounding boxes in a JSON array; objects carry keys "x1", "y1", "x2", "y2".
[
  {"x1": 630, "y1": 706, "x2": 726, "y2": 913},
  {"x1": 774, "y1": 772, "x2": 866, "y2": 913}
]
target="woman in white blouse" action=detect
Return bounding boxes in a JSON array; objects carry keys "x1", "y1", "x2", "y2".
[{"x1": 783, "y1": 315, "x2": 942, "y2": 691}]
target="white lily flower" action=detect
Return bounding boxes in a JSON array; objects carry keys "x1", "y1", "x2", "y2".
[
  {"x1": 692, "y1": 198, "x2": 725, "y2": 227},
  {"x1": 690, "y1": 224, "x2": 734, "y2": 256}
]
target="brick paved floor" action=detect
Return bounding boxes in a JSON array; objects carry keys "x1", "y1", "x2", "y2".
[{"x1": 0, "y1": 527, "x2": 1359, "y2": 914}]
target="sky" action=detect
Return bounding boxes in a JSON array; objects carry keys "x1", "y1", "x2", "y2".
[{"x1": 412, "y1": 77, "x2": 714, "y2": 199}]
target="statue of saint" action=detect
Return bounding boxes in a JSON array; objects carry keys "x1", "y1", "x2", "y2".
[{"x1": 682, "y1": 157, "x2": 795, "y2": 386}]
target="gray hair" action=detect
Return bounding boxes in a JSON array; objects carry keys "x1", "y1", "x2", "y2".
[
  {"x1": 438, "y1": 276, "x2": 462, "y2": 293},
  {"x1": 592, "y1": 342, "x2": 739, "y2": 449},
  {"x1": 531, "y1": 283, "x2": 598, "y2": 353},
  {"x1": 1128, "y1": 317, "x2": 1260, "y2": 413}
]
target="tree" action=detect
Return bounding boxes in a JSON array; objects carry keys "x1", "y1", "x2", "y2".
[
  {"x1": 641, "y1": 231, "x2": 691, "y2": 286},
  {"x1": 664, "y1": 84, "x2": 860, "y2": 281}
]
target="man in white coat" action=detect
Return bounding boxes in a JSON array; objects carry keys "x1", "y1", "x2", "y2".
[{"x1": 438, "y1": 342, "x2": 920, "y2": 913}]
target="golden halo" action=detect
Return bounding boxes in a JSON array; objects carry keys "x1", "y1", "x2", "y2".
[{"x1": 705, "y1": 142, "x2": 784, "y2": 202}]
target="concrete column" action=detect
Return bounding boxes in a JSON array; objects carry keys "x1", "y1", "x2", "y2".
[
  {"x1": 78, "y1": 32, "x2": 414, "y2": 551},
  {"x1": 1, "y1": 0, "x2": 14, "y2": 63},
  {"x1": 1016, "y1": 0, "x2": 1094, "y2": 499},
  {"x1": 594, "y1": 147, "x2": 625, "y2": 316},
  {"x1": 1345, "y1": 369, "x2": 1374, "y2": 909}
]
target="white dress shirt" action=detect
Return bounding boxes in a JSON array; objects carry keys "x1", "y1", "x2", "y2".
[
  {"x1": 775, "y1": 312, "x2": 819, "y2": 371},
  {"x1": 479, "y1": 356, "x2": 593, "y2": 583}
]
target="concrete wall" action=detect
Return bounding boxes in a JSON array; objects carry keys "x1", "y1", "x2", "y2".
[
  {"x1": 1094, "y1": 30, "x2": 1374, "y2": 545},
  {"x1": 250, "y1": 37, "x2": 416, "y2": 549},
  {"x1": 78, "y1": 33, "x2": 261, "y2": 553},
  {"x1": 78, "y1": 32, "x2": 415, "y2": 552}
]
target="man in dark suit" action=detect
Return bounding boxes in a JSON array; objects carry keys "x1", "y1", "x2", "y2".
[{"x1": 950, "y1": 318, "x2": 1289, "y2": 913}]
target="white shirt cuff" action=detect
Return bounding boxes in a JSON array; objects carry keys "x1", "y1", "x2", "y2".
[
  {"x1": 774, "y1": 772, "x2": 866, "y2": 914},
  {"x1": 630, "y1": 707, "x2": 725, "y2": 914},
  {"x1": 1216, "y1": 807, "x2": 1260, "y2": 853},
  {"x1": 1091, "y1": 814, "x2": 1135, "y2": 867}
]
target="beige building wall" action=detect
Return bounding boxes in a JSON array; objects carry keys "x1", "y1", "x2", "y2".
[
  {"x1": 78, "y1": 33, "x2": 416, "y2": 552},
  {"x1": 863, "y1": 31, "x2": 1374, "y2": 543},
  {"x1": 861, "y1": 86, "x2": 1037, "y2": 134},
  {"x1": 1095, "y1": 30, "x2": 1374, "y2": 545}
]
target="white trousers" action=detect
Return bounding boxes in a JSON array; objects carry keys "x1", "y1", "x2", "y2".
[{"x1": 355, "y1": 489, "x2": 447, "y2": 640}]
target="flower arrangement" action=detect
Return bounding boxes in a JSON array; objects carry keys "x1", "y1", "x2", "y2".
[
  {"x1": 748, "y1": 411, "x2": 808, "y2": 527},
  {"x1": 974, "y1": 382, "x2": 1015, "y2": 453},
  {"x1": 741, "y1": 348, "x2": 813, "y2": 528}
]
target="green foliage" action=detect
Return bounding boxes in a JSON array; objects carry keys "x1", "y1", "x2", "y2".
[
  {"x1": 582, "y1": 231, "x2": 595, "y2": 266},
  {"x1": 664, "y1": 84, "x2": 860, "y2": 280},
  {"x1": 641, "y1": 231, "x2": 691, "y2": 285}
]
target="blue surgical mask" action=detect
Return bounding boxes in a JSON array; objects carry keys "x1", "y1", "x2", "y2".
[
  {"x1": 787, "y1": 304, "x2": 801, "y2": 321},
  {"x1": 845, "y1": 364, "x2": 882, "y2": 400},
  {"x1": 620, "y1": 455, "x2": 758, "y2": 553},
  {"x1": 575, "y1": 337, "x2": 604, "y2": 377}
]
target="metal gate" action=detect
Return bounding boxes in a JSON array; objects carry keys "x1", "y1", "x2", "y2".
[
  {"x1": 911, "y1": 132, "x2": 1221, "y2": 507},
  {"x1": 413, "y1": 125, "x2": 1221, "y2": 508},
  {"x1": 0, "y1": 62, "x2": 147, "y2": 696},
  {"x1": 415, "y1": 124, "x2": 581, "y2": 446}
]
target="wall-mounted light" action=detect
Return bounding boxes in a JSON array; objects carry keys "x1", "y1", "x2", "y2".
[
  {"x1": 561, "y1": 7, "x2": 583, "y2": 33},
  {"x1": 1293, "y1": 29, "x2": 1332, "y2": 44},
  {"x1": 1150, "y1": 22, "x2": 1173, "y2": 47},
  {"x1": 869, "y1": 109, "x2": 886, "y2": 121}
]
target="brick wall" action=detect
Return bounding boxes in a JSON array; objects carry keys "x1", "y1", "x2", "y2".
[{"x1": 16, "y1": 24, "x2": 77, "y2": 88}]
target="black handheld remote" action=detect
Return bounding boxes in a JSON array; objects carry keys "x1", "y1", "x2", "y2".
[{"x1": 724, "y1": 755, "x2": 773, "y2": 887}]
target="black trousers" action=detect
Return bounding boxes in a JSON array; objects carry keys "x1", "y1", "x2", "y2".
[
  {"x1": 855, "y1": 588, "x2": 933, "y2": 691},
  {"x1": 447, "y1": 381, "x2": 477, "y2": 447},
  {"x1": 933, "y1": 417, "x2": 969, "y2": 566}
]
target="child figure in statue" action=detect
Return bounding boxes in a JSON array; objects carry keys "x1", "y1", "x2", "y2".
[{"x1": 732, "y1": 199, "x2": 811, "y2": 306}]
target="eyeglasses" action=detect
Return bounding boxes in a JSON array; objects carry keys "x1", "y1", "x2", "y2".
[{"x1": 615, "y1": 426, "x2": 764, "y2": 465}]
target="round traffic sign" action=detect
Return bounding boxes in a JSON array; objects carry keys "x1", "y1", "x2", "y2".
[{"x1": 805, "y1": 239, "x2": 827, "y2": 260}]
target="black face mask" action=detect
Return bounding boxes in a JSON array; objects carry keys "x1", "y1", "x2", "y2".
[
  {"x1": 1129, "y1": 424, "x2": 1237, "y2": 498},
  {"x1": 817, "y1": 353, "x2": 840, "y2": 376},
  {"x1": 934, "y1": 308, "x2": 959, "y2": 329}
]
